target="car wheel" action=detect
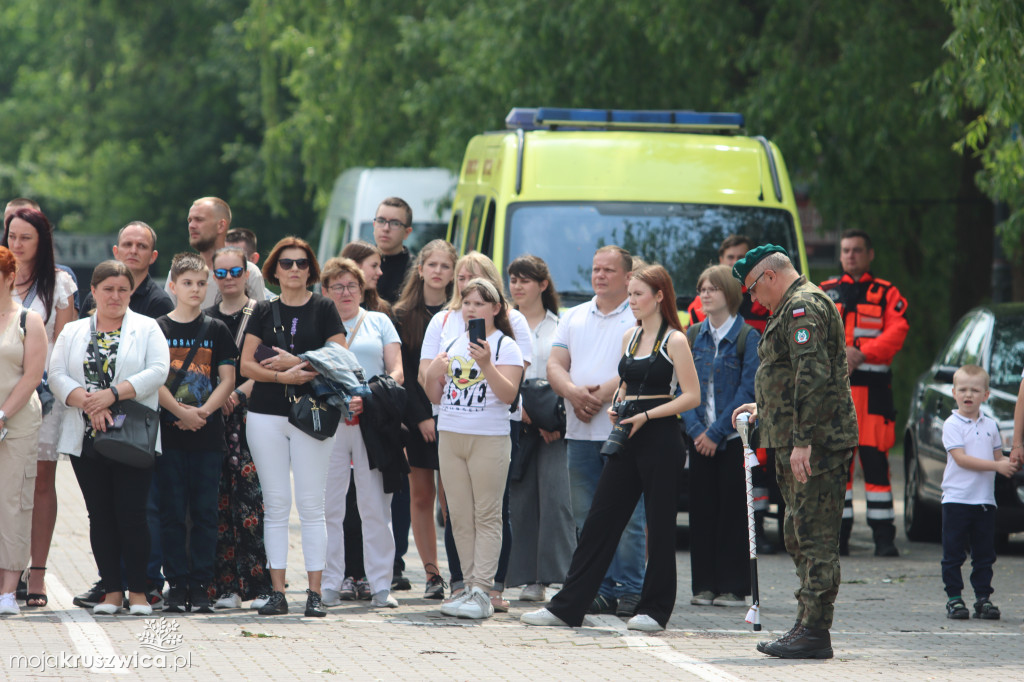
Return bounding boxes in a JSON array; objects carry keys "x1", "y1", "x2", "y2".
[{"x1": 904, "y1": 445, "x2": 941, "y2": 542}]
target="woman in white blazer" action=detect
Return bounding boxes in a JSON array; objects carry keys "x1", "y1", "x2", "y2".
[{"x1": 49, "y1": 261, "x2": 169, "y2": 616}]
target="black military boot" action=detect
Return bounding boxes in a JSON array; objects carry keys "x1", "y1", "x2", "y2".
[
  {"x1": 763, "y1": 625, "x2": 833, "y2": 659},
  {"x1": 839, "y1": 518, "x2": 853, "y2": 556},
  {"x1": 754, "y1": 511, "x2": 777, "y2": 555},
  {"x1": 757, "y1": 621, "x2": 800, "y2": 654},
  {"x1": 872, "y1": 522, "x2": 899, "y2": 557}
]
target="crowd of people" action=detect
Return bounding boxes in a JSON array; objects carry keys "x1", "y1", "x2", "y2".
[{"x1": 10, "y1": 191, "x2": 1001, "y2": 660}]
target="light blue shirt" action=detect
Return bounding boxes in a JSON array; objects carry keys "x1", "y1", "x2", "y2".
[{"x1": 342, "y1": 309, "x2": 400, "y2": 379}]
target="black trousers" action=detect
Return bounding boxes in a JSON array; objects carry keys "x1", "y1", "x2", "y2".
[
  {"x1": 688, "y1": 437, "x2": 750, "y2": 596},
  {"x1": 547, "y1": 413, "x2": 683, "y2": 628},
  {"x1": 71, "y1": 443, "x2": 153, "y2": 594}
]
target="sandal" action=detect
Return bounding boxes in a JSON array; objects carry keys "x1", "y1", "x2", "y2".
[
  {"x1": 489, "y1": 592, "x2": 510, "y2": 613},
  {"x1": 25, "y1": 566, "x2": 48, "y2": 608}
]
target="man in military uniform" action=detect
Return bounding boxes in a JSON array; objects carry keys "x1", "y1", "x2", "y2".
[
  {"x1": 820, "y1": 229, "x2": 908, "y2": 557},
  {"x1": 731, "y1": 245, "x2": 858, "y2": 659}
]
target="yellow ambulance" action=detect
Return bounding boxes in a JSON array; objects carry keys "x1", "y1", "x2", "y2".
[{"x1": 447, "y1": 107, "x2": 808, "y2": 310}]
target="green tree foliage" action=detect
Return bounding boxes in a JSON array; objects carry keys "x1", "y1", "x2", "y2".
[{"x1": 922, "y1": 1, "x2": 1024, "y2": 255}]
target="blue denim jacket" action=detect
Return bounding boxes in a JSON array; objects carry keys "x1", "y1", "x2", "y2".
[{"x1": 681, "y1": 317, "x2": 760, "y2": 447}]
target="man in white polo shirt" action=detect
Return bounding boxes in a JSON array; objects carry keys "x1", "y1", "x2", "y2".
[{"x1": 547, "y1": 245, "x2": 645, "y2": 618}]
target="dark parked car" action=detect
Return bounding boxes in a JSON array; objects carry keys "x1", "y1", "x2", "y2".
[{"x1": 904, "y1": 304, "x2": 1024, "y2": 543}]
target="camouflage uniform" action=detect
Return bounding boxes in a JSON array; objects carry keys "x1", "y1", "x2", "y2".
[{"x1": 755, "y1": 276, "x2": 858, "y2": 630}]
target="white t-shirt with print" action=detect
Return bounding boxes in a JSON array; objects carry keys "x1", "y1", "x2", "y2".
[{"x1": 437, "y1": 329, "x2": 524, "y2": 436}]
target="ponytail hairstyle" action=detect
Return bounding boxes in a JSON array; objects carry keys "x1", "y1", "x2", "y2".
[
  {"x1": 631, "y1": 263, "x2": 683, "y2": 333},
  {"x1": 393, "y1": 239, "x2": 457, "y2": 349},
  {"x1": 508, "y1": 254, "x2": 560, "y2": 315},
  {"x1": 340, "y1": 240, "x2": 390, "y2": 316},
  {"x1": 461, "y1": 277, "x2": 514, "y2": 340}
]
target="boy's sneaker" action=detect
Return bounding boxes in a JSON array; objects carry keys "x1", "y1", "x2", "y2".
[
  {"x1": 164, "y1": 586, "x2": 188, "y2": 614},
  {"x1": 945, "y1": 597, "x2": 969, "y2": 620},
  {"x1": 973, "y1": 599, "x2": 1001, "y2": 620},
  {"x1": 356, "y1": 579, "x2": 372, "y2": 601},
  {"x1": 73, "y1": 580, "x2": 106, "y2": 609},
  {"x1": 339, "y1": 577, "x2": 357, "y2": 601}
]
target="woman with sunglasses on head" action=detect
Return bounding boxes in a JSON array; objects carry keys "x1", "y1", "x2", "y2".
[
  {"x1": 2, "y1": 208, "x2": 77, "y2": 609},
  {"x1": 418, "y1": 251, "x2": 533, "y2": 612},
  {"x1": 320, "y1": 257, "x2": 404, "y2": 609},
  {"x1": 505, "y1": 255, "x2": 575, "y2": 604},
  {"x1": 393, "y1": 239, "x2": 457, "y2": 599},
  {"x1": 423, "y1": 278, "x2": 524, "y2": 619},
  {"x1": 203, "y1": 246, "x2": 271, "y2": 610},
  {"x1": 239, "y1": 238, "x2": 347, "y2": 618},
  {"x1": 522, "y1": 263, "x2": 699, "y2": 632}
]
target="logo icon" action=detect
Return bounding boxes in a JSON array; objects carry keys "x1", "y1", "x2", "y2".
[
  {"x1": 137, "y1": 618, "x2": 184, "y2": 653},
  {"x1": 794, "y1": 328, "x2": 810, "y2": 345}
]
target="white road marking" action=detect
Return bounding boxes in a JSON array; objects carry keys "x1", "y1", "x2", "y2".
[{"x1": 48, "y1": 576, "x2": 129, "y2": 674}]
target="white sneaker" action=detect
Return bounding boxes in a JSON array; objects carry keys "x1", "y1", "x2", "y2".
[
  {"x1": 439, "y1": 589, "x2": 471, "y2": 617},
  {"x1": 370, "y1": 590, "x2": 399, "y2": 608},
  {"x1": 626, "y1": 614, "x2": 663, "y2": 631},
  {"x1": 0, "y1": 592, "x2": 20, "y2": 615},
  {"x1": 456, "y1": 587, "x2": 494, "y2": 620},
  {"x1": 519, "y1": 584, "x2": 546, "y2": 602},
  {"x1": 129, "y1": 603, "x2": 153, "y2": 616},
  {"x1": 93, "y1": 602, "x2": 123, "y2": 615},
  {"x1": 321, "y1": 588, "x2": 342, "y2": 607},
  {"x1": 214, "y1": 593, "x2": 242, "y2": 610},
  {"x1": 250, "y1": 593, "x2": 272, "y2": 610},
  {"x1": 520, "y1": 608, "x2": 569, "y2": 627}
]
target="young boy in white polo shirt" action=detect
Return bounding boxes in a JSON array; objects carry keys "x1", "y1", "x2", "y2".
[{"x1": 940, "y1": 364, "x2": 1020, "y2": 620}]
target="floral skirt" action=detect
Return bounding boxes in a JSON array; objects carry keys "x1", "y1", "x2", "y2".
[{"x1": 213, "y1": 406, "x2": 271, "y2": 600}]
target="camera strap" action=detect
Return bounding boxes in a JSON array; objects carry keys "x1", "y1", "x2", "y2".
[{"x1": 624, "y1": 318, "x2": 669, "y2": 398}]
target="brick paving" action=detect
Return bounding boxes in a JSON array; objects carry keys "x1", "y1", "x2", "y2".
[{"x1": 1, "y1": 455, "x2": 1021, "y2": 680}]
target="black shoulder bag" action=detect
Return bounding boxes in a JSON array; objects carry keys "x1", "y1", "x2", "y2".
[
  {"x1": 89, "y1": 316, "x2": 160, "y2": 468},
  {"x1": 271, "y1": 299, "x2": 341, "y2": 441},
  {"x1": 160, "y1": 315, "x2": 213, "y2": 424}
]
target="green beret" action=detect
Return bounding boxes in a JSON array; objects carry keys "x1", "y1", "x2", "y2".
[{"x1": 732, "y1": 244, "x2": 789, "y2": 284}]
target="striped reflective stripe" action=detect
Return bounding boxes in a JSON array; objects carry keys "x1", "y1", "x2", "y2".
[
  {"x1": 842, "y1": 507, "x2": 854, "y2": 519},
  {"x1": 853, "y1": 328, "x2": 881, "y2": 338},
  {"x1": 865, "y1": 490, "x2": 893, "y2": 502},
  {"x1": 856, "y1": 363, "x2": 891, "y2": 372},
  {"x1": 866, "y1": 508, "x2": 896, "y2": 520}
]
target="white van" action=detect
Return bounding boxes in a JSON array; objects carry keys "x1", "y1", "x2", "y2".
[{"x1": 315, "y1": 167, "x2": 457, "y2": 264}]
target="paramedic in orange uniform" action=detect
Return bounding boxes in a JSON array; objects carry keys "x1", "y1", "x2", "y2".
[{"x1": 820, "y1": 229, "x2": 908, "y2": 557}]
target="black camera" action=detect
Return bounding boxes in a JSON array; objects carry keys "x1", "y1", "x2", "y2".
[{"x1": 600, "y1": 400, "x2": 638, "y2": 457}]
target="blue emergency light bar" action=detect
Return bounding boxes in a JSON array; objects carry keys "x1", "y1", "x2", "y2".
[{"x1": 505, "y1": 107, "x2": 744, "y2": 131}]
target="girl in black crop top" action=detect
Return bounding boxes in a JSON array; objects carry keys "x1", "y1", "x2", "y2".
[{"x1": 522, "y1": 263, "x2": 700, "y2": 631}]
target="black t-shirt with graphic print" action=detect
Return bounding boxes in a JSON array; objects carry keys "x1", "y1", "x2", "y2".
[{"x1": 156, "y1": 314, "x2": 237, "y2": 452}]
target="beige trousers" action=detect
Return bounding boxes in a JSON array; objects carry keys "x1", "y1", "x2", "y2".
[
  {"x1": 0, "y1": 434, "x2": 38, "y2": 571},
  {"x1": 438, "y1": 431, "x2": 510, "y2": 592}
]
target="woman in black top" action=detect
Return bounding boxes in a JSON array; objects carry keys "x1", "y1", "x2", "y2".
[
  {"x1": 521, "y1": 263, "x2": 700, "y2": 632},
  {"x1": 204, "y1": 246, "x2": 272, "y2": 609},
  {"x1": 392, "y1": 239, "x2": 457, "y2": 599},
  {"x1": 239, "y1": 237, "x2": 347, "y2": 618}
]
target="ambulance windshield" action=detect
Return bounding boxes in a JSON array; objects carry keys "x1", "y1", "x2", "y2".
[{"x1": 506, "y1": 202, "x2": 799, "y2": 307}]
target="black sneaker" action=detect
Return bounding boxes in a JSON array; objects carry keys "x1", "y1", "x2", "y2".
[
  {"x1": 945, "y1": 597, "x2": 969, "y2": 620},
  {"x1": 257, "y1": 591, "x2": 288, "y2": 615},
  {"x1": 392, "y1": 572, "x2": 412, "y2": 591},
  {"x1": 424, "y1": 573, "x2": 447, "y2": 600},
  {"x1": 73, "y1": 580, "x2": 106, "y2": 609},
  {"x1": 587, "y1": 594, "x2": 618, "y2": 615},
  {"x1": 973, "y1": 599, "x2": 1000, "y2": 620},
  {"x1": 616, "y1": 593, "x2": 641, "y2": 618},
  {"x1": 189, "y1": 584, "x2": 213, "y2": 614},
  {"x1": 304, "y1": 589, "x2": 326, "y2": 617},
  {"x1": 164, "y1": 586, "x2": 188, "y2": 613}
]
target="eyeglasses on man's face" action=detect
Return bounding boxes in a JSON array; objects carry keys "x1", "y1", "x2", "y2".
[
  {"x1": 278, "y1": 258, "x2": 310, "y2": 271},
  {"x1": 214, "y1": 266, "x2": 245, "y2": 279},
  {"x1": 747, "y1": 270, "x2": 769, "y2": 293},
  {"x1": 373, "y1": 217, "x2": 407, "y2": 230},
  {"x1": 328, "y1": 282, "x2": 361, "y2": 295}
]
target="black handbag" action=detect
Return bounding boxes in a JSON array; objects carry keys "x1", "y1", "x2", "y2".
[
  {"x1": 271, "y1": 299, "x2": 342, "y2": 441},
  {"x1": 519, "y1": 378, "x2": 565, "y2": 433},
  {"x1": 89, "y1": 317, "x2": 159, "y2": 469}
]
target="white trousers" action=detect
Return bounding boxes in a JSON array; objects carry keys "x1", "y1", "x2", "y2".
[
  {"x1": 247, "y1": 413, "x2": 334, "y2": 572},
  {"x1": 323, "y1": 423, "x2": 395, "y2": 595}
]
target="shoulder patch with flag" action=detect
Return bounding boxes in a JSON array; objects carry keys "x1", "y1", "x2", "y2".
[{"x1": 792, "y1": 308, "x2": 805, "y2": 317}]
